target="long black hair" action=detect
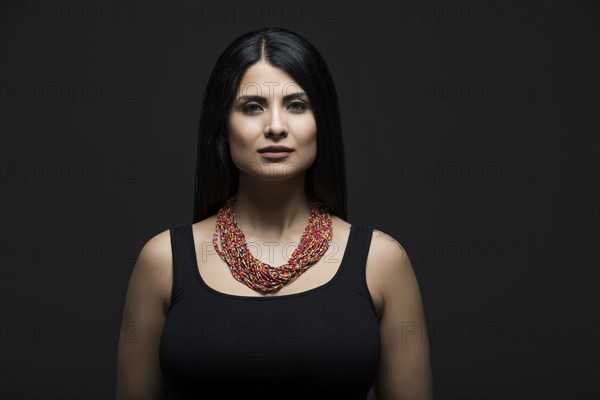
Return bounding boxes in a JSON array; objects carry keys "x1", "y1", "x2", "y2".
[{"x1": 192, "y1": 27, "x2": 347, "y2": 223}]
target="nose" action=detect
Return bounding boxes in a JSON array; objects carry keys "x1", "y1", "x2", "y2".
[{"x1": 265, "y1": 107, "x2": 286, "y2": 137}]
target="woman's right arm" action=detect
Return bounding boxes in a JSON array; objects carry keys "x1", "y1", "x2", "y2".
[{"x1": 116, "y1": 230, "x2": 172, "y2": 400}]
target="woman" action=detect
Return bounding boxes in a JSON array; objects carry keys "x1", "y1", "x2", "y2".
[{"x1": 116, "y1": 27, "x2": 432, "y2": 399}]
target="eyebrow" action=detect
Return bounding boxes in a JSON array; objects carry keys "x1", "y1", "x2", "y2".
[{"x1": 235, "y1": 91, "x2": 307, "y2": 103}]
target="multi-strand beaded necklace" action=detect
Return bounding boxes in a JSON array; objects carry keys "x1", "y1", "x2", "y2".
[{"x1": 212, "y1": 193, "x2": 333, "y2": 294}]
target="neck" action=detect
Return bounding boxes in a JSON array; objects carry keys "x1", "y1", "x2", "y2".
[{"x1": 233, "y1": 171, "x2": 312, "y2": 241}]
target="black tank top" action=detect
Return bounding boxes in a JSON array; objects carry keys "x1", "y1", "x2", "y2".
[{"x1": 159, "y1": 224, "x2": 381, "y2": 399}]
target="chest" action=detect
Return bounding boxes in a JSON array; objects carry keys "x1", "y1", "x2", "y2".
[
  {"x1": 160, "y1": 291, "x2": 381, "y2": 399},
  {"x1": 194, "y1": 223, "x2": 383, "y2": 320}
]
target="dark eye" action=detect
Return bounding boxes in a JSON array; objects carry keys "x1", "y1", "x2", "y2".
[
  {"x1": 242, "y1": 103, "x2": 262, "y2": 114},
  {"x1": 288, "y1": 101, "x2": 307, "y2": 112}
]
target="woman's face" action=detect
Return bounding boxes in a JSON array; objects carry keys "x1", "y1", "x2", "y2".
[{"x1": 226, "y1": 60, "x2": 317, "y2": 182}]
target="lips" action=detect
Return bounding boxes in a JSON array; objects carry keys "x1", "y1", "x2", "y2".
[
  {"x1": 260, "y1": 152, "x2": 292, "y2": 160},
  {"x1": 257, "y1": 145, "x2": 294, "y2": 153}
]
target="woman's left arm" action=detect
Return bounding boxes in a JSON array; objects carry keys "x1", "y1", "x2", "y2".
[{"x1": 371, "y1": 231, "x2": 433, "y2": 400}]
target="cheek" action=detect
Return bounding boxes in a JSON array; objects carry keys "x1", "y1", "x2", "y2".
[
  {"x1": 294, "y1": 116, "x2": 317, "y2": 146},
  {"x1": 292, "y1": 117, "x2": 317, "y2": 165},
  {"x1": 229, "y1": 113, "x2": 262, "y2": 138},
  {"x1": 227, "y1": 115, "x2": 260, "y2": 156}
]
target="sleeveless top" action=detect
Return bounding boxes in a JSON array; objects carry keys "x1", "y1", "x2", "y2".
[{"x1": 159, "y1": 224, "x2": 381, "y2": 399}]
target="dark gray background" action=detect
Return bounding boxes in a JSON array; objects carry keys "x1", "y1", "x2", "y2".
[{"x1": 1, "y1": 1, "x2": 598, "y2": 399}]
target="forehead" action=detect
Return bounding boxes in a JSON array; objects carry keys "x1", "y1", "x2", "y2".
[{"x1": 237, "y1": 61, "x2": 305, "y2": 97}]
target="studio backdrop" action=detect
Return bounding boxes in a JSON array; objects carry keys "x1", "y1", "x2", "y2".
[{"x1": 0, "y1": 1, "x2": 598, "y2": 399}]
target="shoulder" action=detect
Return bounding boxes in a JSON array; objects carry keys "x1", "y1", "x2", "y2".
[
  {"x1": 132, "y1": 228, "x2": 175, "y2": 315},
  {"x1": 367, "y1": 229, "x2": 432, "y2": 398},
  {"x1": 366, "y1": 228, "x2": 418, "y2": 312},
  {"x1": 140, "y1": 218, "x2": 217, "y2": 313},
  {"x1": 368, "y1": 228, "x2": 409, "y2": 266},
  {"x1": 139, "y1": 228, "x2": 172, "y2": 263}
]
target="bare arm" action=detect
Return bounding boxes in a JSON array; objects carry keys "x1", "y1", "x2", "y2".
[
  {"x1": 116, "y1": 230, "x2": 172, "y2": 400},
  {"x1": 372, "y1": 231, "x2": 433, "y2": 399}
]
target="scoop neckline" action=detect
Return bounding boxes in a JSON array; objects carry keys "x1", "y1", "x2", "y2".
[{"x1": 189, "y1": 224, "x2": 356, "y2": 301}]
